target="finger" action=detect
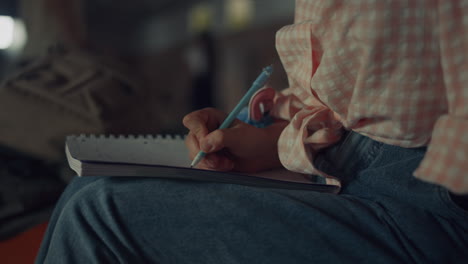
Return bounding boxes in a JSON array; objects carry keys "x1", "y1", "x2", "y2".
[
  {"x1": 185, "y1": 132, "x2": 200, "y2": 160},
  {"x1": 200, "y1": 130, "x2": 223, "y2": 153},
  {"x1": 183, "y1": 108, "x2": 228, "y2": 141},
  {"x1": 182, "y1": 111, "x2": 210, "y2": 141}
]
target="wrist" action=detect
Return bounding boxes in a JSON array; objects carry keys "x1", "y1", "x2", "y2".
[
  {"x1": 261, "y1": 119, "x2": 289, "y2": 168},
  {"x1": 264, "y1": 119, "x2": 288, "y2": 144}
]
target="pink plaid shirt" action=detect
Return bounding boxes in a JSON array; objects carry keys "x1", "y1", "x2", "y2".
[{"x1": 272, "y1": 0, "x2": 468, "y2": 194}]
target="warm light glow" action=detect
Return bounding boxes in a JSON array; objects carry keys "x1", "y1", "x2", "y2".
[
  {"x1": 225, "y1": 0, "x2": 254, "y2": 30},
  {"x1": 188, "y1": 3, "x2": 214, "y2": 33},
  {"x1": 0, "y1": 16, "x2": 15, "y2": 50}
]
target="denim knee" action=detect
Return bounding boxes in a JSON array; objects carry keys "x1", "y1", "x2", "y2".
[
  {"x1": 47, "y1": 177, "x2": 133, "y2": 263},
  {"x1": 62, "y1": 177, "x2": 118, "y2": 215}
]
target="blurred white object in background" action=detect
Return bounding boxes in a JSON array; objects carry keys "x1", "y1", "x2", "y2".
[
  {"x1": 0, "y1": 15, "x2": 27, "y2": 53},
  {"x1": 0, "y1": 16, "x2": 14, "y2": 49}
]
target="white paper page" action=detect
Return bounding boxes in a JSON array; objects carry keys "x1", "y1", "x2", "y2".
[{"x1": 67, "y1": 135, "x2": 191, "y2": 167}]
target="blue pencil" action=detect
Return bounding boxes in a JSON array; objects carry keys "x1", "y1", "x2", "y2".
[{"x1": 190, "y1": 65, "x2": 274, "y2": 168}]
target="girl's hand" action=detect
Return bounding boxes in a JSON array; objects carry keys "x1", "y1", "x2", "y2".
[{"x1": 183, "y1": 108, "x2": 288, "y2": 173}]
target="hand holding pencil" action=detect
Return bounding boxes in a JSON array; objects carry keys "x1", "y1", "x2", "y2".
[{"x1": 183, "y1": 66, "x2": 289, "y2": 173}]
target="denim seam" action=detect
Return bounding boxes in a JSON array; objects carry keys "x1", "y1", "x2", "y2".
[
  {"x1": 359, "y1": 140, "x2": 384, "y2": 172},
  {"x1": 353, "y1": 138, "x2": 383, "y2": 174}
]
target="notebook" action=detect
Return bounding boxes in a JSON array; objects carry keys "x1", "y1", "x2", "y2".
[{"x1": 65, "y1": 134, "x2": 339, "y2": 192}]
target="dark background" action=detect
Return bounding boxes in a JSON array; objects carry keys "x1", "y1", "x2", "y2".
[
  {"x1": 0, "y1": 0, "x2": 295, "y2": 257},
  {"x1": 2, "y1": 0, "x2": 293, "y2": 130}
]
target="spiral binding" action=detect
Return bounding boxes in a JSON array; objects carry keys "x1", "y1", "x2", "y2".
[{"x1": 68, "y1": 134, "x2": 186, "y2": 141}]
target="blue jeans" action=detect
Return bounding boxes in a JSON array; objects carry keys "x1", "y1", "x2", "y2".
[{"x1": 35, "y1": 132, "x2": 468, "y2": 263}]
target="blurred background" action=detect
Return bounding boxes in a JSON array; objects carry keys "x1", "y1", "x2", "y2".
[
  {"x1": 0, "y1": 0, "x2": 294, "y2": 262},
  {"x1": 1, "y1": 0, "x2": 293, "y2": 131}
]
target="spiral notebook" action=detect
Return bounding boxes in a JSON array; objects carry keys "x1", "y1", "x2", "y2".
[{"x1": 65, "y1": 134, "x2": 338, "y2": 192}]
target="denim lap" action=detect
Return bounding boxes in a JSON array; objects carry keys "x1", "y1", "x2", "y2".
[{"x1": 36, "y1": 132, "x2": 468, "y2": 264}]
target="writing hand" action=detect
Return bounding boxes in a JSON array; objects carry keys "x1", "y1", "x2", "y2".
[{"x1": 183, "y1": 108, "x2": 288, "y2": 173}]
